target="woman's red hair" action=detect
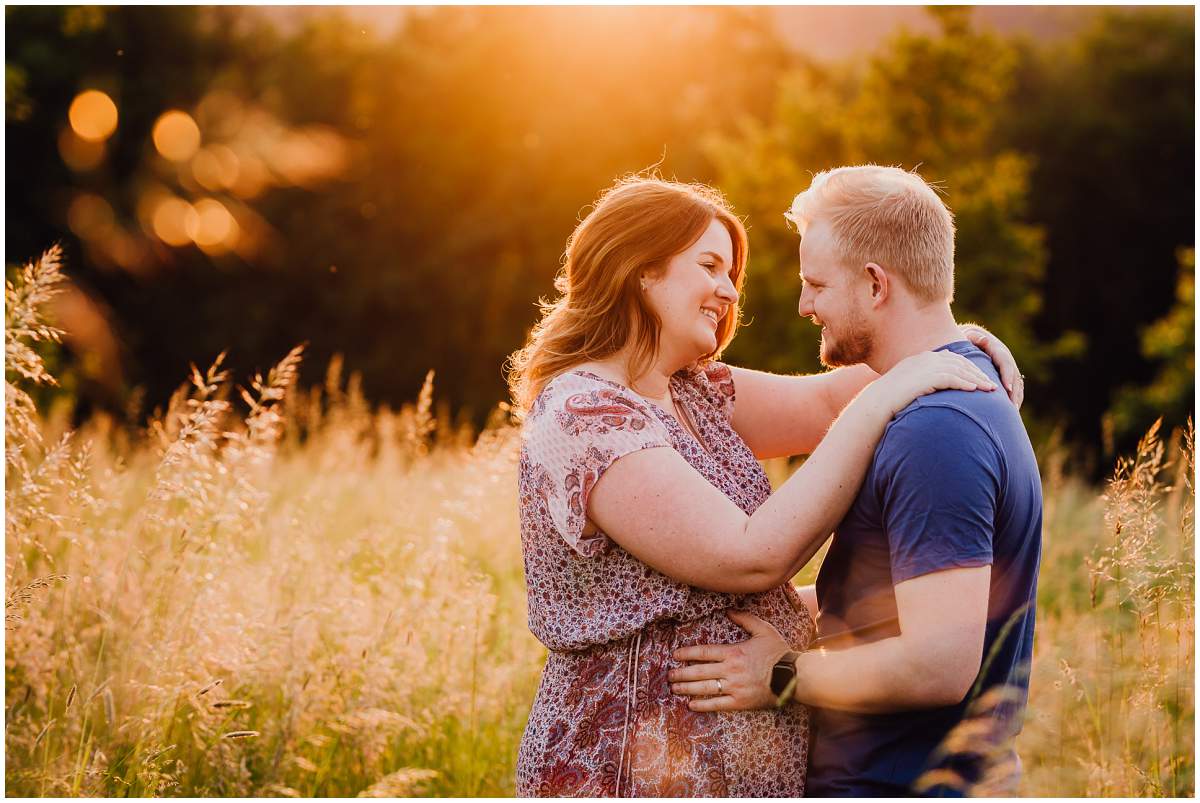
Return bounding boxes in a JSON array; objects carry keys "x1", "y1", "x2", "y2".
[{"x1": 507, "y1": 176, "x2": 748, "y2": 414}]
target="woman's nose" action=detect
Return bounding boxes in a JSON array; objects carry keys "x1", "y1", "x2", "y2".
[{"x1": 716, "y1": 274, "x2": 738, "y2": 304}]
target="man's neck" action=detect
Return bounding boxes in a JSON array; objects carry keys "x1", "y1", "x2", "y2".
[{"x1": 866, "y1": 304, "x2": 965, "y2": 375}]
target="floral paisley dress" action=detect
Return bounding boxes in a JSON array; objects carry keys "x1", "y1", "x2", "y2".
[{"x1": 516, "y1": 362, "x2": 815, "y2": 797}]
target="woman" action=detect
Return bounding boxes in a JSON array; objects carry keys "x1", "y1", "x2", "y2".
[{"x1": 508, "y1": 177, "x2": 1019, "y2": 796}]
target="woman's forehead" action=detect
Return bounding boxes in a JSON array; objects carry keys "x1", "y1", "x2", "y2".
[{"x1": 688, "y1": 218, "x2": 733, "y2": 257}]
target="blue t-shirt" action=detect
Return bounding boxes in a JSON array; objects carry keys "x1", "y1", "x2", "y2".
[{"x1": 806, "y1": 341, "x2": 1043, "y2": 798}]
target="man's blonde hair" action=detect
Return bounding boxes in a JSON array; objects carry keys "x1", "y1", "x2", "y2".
[{"x1": 786, "y1": 165, "x2": 955, "y2": 303}]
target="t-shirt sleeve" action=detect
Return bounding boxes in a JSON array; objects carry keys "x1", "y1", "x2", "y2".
[
  {"x1": 695, "y1": 361, "x2": 737, "y2": 422},
  {"x1": 522, "y1": 378, "x2": 672, "y2": 556},
  {"x1": 873, "y1": 405, "x2": 1003, "y2": 584}
]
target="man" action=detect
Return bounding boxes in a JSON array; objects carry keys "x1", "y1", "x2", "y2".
[{"x1": 668, "y1": 165, "x2": 1043, "y2": 796}]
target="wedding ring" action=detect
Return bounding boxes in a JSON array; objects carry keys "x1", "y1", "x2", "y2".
[{"x1": 716, "y1": 678, "x2": 723, "y2": 695}]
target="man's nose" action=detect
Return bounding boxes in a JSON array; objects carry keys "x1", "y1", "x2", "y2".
[{"x1": 798, "y1": 288, "x2": 813, "y2": 317}]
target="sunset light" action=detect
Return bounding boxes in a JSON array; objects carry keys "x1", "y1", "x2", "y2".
[
  {"x1": 66, "y1": 193, "x2": 115, "y2": 241},
  {"x1": 5, "y1": 6, "x2": 1192, "y2": 799},
  {"x1": 187, "y1": 198, "x2": 238, "y2": 252},
  {"x1": 68, "y1": 89, "x2": 118, "y2": 142},
  {"x1": 58, "y1": 127, "x2": 105, "y2": 172},
  {"x1": 191, "y1": 144, "x2": 241, "y2": 190},
  {"x1": 151, "y1": 196, "x2": 197, "y2": 246},
  {"x1": 152, "y1": 110, "x2": 201, "y2": 161}
]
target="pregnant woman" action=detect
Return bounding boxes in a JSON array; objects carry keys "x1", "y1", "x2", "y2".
[{"x1": 507, "y1": 177, "x2": 1019, "y2": 796}]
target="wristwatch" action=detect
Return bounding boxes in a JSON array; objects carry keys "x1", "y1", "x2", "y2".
[{"x1": 769, "y1": 650, "x2": 801, "y2": 704}]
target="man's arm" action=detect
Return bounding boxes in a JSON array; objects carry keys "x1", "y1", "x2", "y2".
[
  {"x1": 790, "y1": 565, "x2": 989, "y2": 712},
  {"x1": 669, "y1": 565, "x2": 990, "y2": 712},
  {"x1": 796, "y1": 584, "x2": 818, "y2": 618},
  {"x1": 727, "y1": 327, "x2": 1023, "y2": 461}
]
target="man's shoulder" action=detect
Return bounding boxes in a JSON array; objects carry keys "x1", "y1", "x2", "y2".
[
  {"x1": 885, "y1": 397, "x2": 1001, "y2": 452},
  {"x1": 869, "y1": 400, "x2": 1007, "y2": 496}
]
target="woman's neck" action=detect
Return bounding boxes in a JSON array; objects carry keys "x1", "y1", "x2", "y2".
[{"x1": 582, "y1": 351, "x2": 683, "y2": 401}]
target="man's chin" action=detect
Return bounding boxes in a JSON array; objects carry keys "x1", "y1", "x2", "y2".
[
  {"x1": 820, "y1": 337, "x2": 870, "y2": 368},
  {"x1": 819, "y1": 341, "x2": 847, "y2": 369}
]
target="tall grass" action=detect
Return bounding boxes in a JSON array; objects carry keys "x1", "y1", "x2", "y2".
[
  {"x1": 5, "y1": 249, "x2": 1194, "y2": 796},
  {"x1": 1019, "y1": 418, "x2": 1194, "y2": 796},
  {"x1": 5, "y1": 249, "x2": 543, "y2": 796}
]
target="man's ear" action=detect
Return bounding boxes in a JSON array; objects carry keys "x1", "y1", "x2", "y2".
[{"x1": 864, "y1": 262, "x2": 889, "y2": 308}]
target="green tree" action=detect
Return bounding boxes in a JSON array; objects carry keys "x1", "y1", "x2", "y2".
[
  {"x1": 5, "y1": 6, "x2": 794, "y2": 422},
  {"x1": 709, "y1": 7, "x2": 1064, "y2": 389},
  {"x1": 1003, "y1": 8, "x2": 1194, "y2": 459},
  {"x1": 1107, "y1": 248, "x2": 1195, "y2": 449}
]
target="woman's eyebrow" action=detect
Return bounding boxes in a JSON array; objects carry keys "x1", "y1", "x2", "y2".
[{"x1": 699, "y1": 251, "x2": 725, "y2": 262}]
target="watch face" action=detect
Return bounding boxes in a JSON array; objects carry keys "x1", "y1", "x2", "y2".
[{"x1": 770, "y1": 663, "x2": 796, "y2": 697}]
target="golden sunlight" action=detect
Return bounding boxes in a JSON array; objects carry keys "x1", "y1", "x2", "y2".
[
  {"x1": 152, "y1": 110, "x2": 202, "y2": 162},
  {"x1": 68, "y1": 90, "x2": 118, "y2": 142},
  {"x1": 187, "y1": 198, "x2": 238, "y2": 252},
  {"x1": 58, "y1": 128, "x2": 105, "y2": 172},
  {"x1": 66, "y1": 193, "x2": 115, "y2": 241},
  {"x1": 191, "y1": 144, "x2": 241, "y2": 191},
  {"x1": 151, "y1": 196, "x2": 198, "y2": 246}
]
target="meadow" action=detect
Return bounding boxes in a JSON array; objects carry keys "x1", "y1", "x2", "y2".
[{"x1": 5, "y1": 249, "x2": 1194, "y2": 797}]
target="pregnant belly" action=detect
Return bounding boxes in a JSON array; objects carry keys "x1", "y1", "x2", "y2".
[{"x1": 517, "y1": 587, "x2": 814, "y2": 797}]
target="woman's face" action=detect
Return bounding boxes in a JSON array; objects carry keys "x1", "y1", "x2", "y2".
[{"x1": 642, "y1": 218, "x2": 739, "y2": 368}]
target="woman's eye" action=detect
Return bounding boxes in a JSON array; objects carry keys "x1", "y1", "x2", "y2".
[{"x1": 701, "y1": 263, "x2": 717, "y2": 271}]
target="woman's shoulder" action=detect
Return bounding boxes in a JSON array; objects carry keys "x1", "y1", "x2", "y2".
[
  {"x1": 526, "y1": 368, "x2": 666, "y2": 442},
  {"x1": 675, "y1": 360, "x2": 736, "y2": 420}
]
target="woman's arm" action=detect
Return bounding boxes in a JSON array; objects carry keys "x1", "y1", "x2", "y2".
[
  {"x1": 727, "y1": 325, "x2": 1023, "y2": 460},
  {"x1": 728, "y1": 364, "x2": 877, "y2": 460},
  {"x1": 586, "y1": 351, "x2": 997, "y2": 594}
]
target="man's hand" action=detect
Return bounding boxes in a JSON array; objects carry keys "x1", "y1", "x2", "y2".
[{"x1": 669, "y1": 610, "x2": 792, "y2": 712}]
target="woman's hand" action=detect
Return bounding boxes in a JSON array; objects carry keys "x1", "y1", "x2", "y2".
[
  {"x1": 669, "y1": 610, "x2": 792, "y2": 712},
  {"x1": 867, "y1": 350, "x2": 997, "y2": 417},
  {"x1": 960, "y1": 324, "x2": 1024, "y2": 409}
]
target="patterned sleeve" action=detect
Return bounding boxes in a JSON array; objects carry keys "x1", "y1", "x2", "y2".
[
  {"x1": 694, "y1": 361, "x2": 737, "y2": 422},
  {"x1": 522, "y1": 375, "x2": 673, "y2": 556}
]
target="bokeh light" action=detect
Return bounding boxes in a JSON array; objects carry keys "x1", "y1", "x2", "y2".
[
  {"x1": 187, "y1": 198, "x2": 238, "y2": 252},
  {"x1": 196, "y1": 90, "x2": 246, "y2": 139},
  {"x1": 267, "y1": 126, "x2": 348, "y2": 187},
  {"x1": 152, "y1": 110, "x2": 201, "y2": 161},
  {"x1": 66, "y1": 193, "x2": 115, "y2": 240},
  {"x1": 229, "y1": 147, "x2": 269, "y2": 199},
  {"x1": 191, "y1": 144, "x2": 241, "y2": 190},
  {"x1": 58, "y1": 127, "x2": 106, "y2": 171},
  {"x1": 151, "y1": 196, "x2": 198, "y2": 246},
  {"x1": 68, "y1": 90, "x2": 118, "y2": 142},
  {"x1": 106, "y1": 231, "x2": 153, "y2": 274}
]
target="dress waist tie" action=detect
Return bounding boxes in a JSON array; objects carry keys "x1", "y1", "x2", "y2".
[{"x1": 615, "y1": 629, "x2": 643, "y2": 797}]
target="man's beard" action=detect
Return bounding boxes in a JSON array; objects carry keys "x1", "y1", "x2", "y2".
[{"x1": 818, "y1": 305, "x2": 874, "y2": 368}]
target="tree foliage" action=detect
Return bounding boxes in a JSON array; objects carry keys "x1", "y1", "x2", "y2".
[
  {"x1": 4, "y1": 6, "x2": 1193, "y2": 454},
  {"x1": 709, "y1": 8, "x2": 1058, "y2": 385},
  {"x1": 1004, "y1": 8, "x2": 1194, "y2": 457}
]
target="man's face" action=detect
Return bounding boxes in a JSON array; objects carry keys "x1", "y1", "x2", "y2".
[{"x1": 796, "y1": 219, "x2": 875, "y2": 368}]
